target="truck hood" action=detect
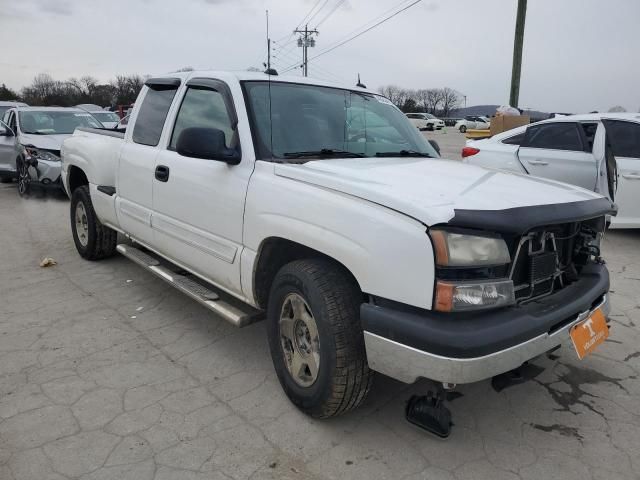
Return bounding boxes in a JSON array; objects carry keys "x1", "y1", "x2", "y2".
[
  {"x1": 19, "y1": 133, "x2": 71, "y2": 151},
  {"x1": 274, "y1": 157, "x2": 606, "y2": 227}
]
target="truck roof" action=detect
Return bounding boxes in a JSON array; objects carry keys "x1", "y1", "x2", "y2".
[{"x1": 151, "y1": 70, "x2": 374, "y2": 93}]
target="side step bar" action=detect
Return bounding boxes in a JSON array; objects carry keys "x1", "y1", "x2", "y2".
[{"x1": 116, "y1": 244, "x2": 263, "y2": 327}]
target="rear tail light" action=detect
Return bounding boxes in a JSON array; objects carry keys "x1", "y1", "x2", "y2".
[{"x1": 461, "y1": 147, "x2": 480, "y2": 158}]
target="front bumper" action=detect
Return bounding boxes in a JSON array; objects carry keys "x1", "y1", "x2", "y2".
[
  {"x1": 362, "y1": 263, "x2": 610, "y2": 384},
  {"x1": 26, "y1": 157, "x2": 63, "y2": 187}
]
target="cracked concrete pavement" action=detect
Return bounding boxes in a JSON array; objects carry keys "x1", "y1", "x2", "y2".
[{"x1": 0, "y1": 181, "x2": 639, "y2": 480}]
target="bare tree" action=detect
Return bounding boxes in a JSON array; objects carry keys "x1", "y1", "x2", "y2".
[
  {"x1": 110, "y1": 74, "x2": 144, "y2": 106},
  {"x1": 377, "y1": 85, "x2": 410, "y2": 109},
  {"x1": 414, "y1": 89, "x2": 429, "y2": 112},
  {"x1": 440, "y1": 87, "x2": 461, "y2": 116},
  {"x1": 426, "y1": 89, "x2": 444, "y2": 114},
  {"x1": 607, "y1": 105, "x2": 626, "y2": 113}
]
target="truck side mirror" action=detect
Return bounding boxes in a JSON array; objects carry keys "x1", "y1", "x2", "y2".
[
  {"x1": 176, "y1": 127, "x2": 240, "y2": 165},
  {"x1": 428, "y1": 139, "x2": 441, "y2": 155}
]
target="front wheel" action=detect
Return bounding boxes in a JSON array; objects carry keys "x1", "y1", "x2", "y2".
[
  {"x1": 70, "y1": 185, "x2": 117, "y2": 260},
  {"x1": 17, "y1": 159, "x2": 31, "y2": 196},
  {"x1": 267, "y1": 259, "x2": 373, "y2": 418},
  {"x1": 459, "y1": 125, "x2": 467, "y2": 133}
]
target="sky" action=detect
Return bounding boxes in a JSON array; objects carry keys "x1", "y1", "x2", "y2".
[{"x1": 0, "y1": 0, "x2": 638, "y2": 113}]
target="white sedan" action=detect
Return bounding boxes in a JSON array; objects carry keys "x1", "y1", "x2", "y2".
[
  {"x1": 405, "y1": 113, "x2": 445, "y2": 131},
  {"x1": 455, "y1": 115, "x2": 490, "y2": 133},
  {"x1": 462, "y1": 113, "x2": 640, "y2": 228}
]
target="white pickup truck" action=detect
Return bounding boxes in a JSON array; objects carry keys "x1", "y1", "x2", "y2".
[{"x1": 62, "y1": 71, "x2": 615, "y2": 420}]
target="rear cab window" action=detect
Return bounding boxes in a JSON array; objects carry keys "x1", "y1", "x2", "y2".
[{"x1": 132, "y1": 79, "x2": 180, "y2": 146}]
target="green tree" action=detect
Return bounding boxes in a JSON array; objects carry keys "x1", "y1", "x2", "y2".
[{"x1": 0, "y1": 83, "x2": 20, "y2": 101}]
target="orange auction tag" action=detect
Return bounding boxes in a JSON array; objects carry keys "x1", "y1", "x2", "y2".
[{"x1": 570, "y1": 308, "x2": 609, "y2": 360}]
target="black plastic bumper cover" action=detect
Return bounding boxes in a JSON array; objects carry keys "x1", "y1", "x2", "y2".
[{"x1": 361, "y1": 263, "x2": 609, "y2": 359}]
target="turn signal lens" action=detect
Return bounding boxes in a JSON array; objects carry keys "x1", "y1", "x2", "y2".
[{"x1": 435, "y1": 279, "x2": 515, "y2": 312}]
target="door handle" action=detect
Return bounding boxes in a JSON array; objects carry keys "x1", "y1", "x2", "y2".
[
  {"x1": 155, "y1": 165, "x2": 170, "y2": 182},
  {"x1": 622, "y1": 173, "x2": 640, "y2": 180},
  {"x1": 528, "y1": 160, "x2": 549, "y2": 165}
]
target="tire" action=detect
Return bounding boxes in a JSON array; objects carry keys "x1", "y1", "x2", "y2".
[
  {"x1": 16, "y1": 158, "x2": 31, "y2": 196},
  {"x1": 459, "y1": 125, "x2": 467, "y2": 133},
  {"x1": 70, "y1": 185, "x2": 117, "y2": 260},
  {"x1": 267, "y1": 259, "x2": 373, "y2": 418},
  {"x1": 0, "y1": 176, "x2": 12, "y2": 184}
]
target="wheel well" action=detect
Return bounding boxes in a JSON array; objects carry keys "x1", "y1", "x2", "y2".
[
  {"x1": 68, "y1": 166, "x2": 88, "y2": 193},
  {"x1": 253, "y1": 237, "x2": 362, "y2": 309}
]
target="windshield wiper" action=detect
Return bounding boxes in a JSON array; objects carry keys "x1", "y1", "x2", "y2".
[
  {"x1": 375, "y1": 150, "x2": 432, "y2": 158},
  {"x1": 23, "y1": 131, "x2": 48, "y2": 135},
  {"x1": 283, "y1": 148, "x2": 365, "y2": 159}
]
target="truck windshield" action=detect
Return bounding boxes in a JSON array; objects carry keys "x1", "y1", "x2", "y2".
[
  {"x1": 243, "y1": 81, "x2": 438, "y2": 160},
  {"x1": 19, "y1": 110, "x2": 102, "y2": 135}
]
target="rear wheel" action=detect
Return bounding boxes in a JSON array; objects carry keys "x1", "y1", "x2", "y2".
[
  {"x1": 459, "y1": 125, "x2": 467, "y2": 133},
  {"x1": 16, "y1": 159, "x2": 31, "y2": 196},
  {"x1": 267, "y1": 259, "x2": 373, "y2": 418},
  {"x1": 70, "y1": 185, "x2": 117, "y2": 260},
  {"x1": 0, "y1": 175, "x2": 12, "y2": 183}
]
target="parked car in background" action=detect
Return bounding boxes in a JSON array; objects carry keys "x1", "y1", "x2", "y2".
[
  {"x1": 89, "y1": 110, "x2": 121, "y2": 128},
  {"x1": 75, "y1": 104, "x2": 105, "y2": 112},
  {"x1": 75, "y1": 105, "x2": 120, "y2": 128},
  {"x1": 115, "y1": 113, "x2": 130, "y2": 131},
  {"x1": 455, "y1": 115, "x2": 490, "y2": 133},
  {"x1": 1, "y1": 107, "x2": 102, "y2": 195},
  {"x1": 406, "y1": 112, "x2": 445, "y2": 131},
  {"x1": 0, "y1": 101, "x2": 28, "y2": 119},
  {"x1": 462, "y1": 113, "x2": 640, "y2": 228},
  {"x1": 62, "y1": 71, "x2": 614, "y2": 421}
]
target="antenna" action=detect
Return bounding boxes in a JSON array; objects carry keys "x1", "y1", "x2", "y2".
[
  {"x1": 266, "y1": 10, "x2": 271, "y2": 72},
  {"x1": 356, "y1": 73, "x2": 366, "y2": 88}
]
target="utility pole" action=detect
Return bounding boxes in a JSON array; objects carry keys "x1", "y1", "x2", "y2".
[
  {"x1": 509, "y1": 0, "x2": 527, "y2": 107},
  {"x1": 295, "y1": 24, "x2": 318, "y2": 76}
]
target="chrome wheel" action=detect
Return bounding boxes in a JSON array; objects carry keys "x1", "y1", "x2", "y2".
[
  {"x1": 279, "y1": 293, "x2": 320, "y2": 387},
  {"x1": 75, "y1": 201, "x2": 89, "y2": 247},
  {"x1": 17, "y1": 161, "x2": 30, "y2": 196}
]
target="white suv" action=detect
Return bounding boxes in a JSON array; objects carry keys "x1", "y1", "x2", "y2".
[{"x1": 406, "y1": 112, "x2": 445, "y2": 131}]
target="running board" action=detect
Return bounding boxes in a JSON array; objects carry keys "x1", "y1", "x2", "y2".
[{"x1": 116, "y1": 244, "x2": 263, "y2": 327}]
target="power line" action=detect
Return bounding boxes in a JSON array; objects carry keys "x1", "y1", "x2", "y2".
[
  {"x1": 295, "y1": 0, "x2": 324, "y2": 30},
  {"x1": 281, "y1": 0, "x2": 422, "y2": 73},
  {"x1": 306, "y1": 0, "x2": 331, "y2": 26},
  {"x1": 311, "y1": 0, "x2": 422, "y2": 62},
  {"x1": 315, "y1": 0, "x2": 346, "y2": 28}
]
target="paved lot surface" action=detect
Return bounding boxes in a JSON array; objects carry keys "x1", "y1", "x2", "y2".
[
  {"x1": 1, "y1": 179, "x2": 639, "y2": 480},
  {"x1": 422, "y1": 128, "x2": 466, "y2": 160}
]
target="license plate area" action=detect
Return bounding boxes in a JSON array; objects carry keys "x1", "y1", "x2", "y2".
[{"x1": 569, "y1": 307, "x2": 609, "y2": 360}]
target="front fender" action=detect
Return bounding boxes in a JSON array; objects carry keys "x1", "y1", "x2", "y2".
[{"x1": 243, "y1": 162, "x2": 436, "y2": 309}]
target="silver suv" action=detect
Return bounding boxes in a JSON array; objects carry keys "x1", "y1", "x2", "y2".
[{"x1": 0, "y1": 107, "x2": 101, "y2": 195}]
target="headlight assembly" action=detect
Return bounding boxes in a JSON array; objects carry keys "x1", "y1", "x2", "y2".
[
  {"x1": 24, "y1": 146, "x2": 60, "y2": 162},
  {"x1": 430, "y1": 228, "x2": 515, "y2": 312},
  {"x1": 430, "y1": 229, "x2": 511, "y2": 267}
]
